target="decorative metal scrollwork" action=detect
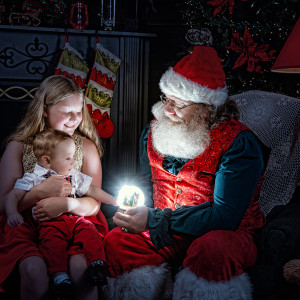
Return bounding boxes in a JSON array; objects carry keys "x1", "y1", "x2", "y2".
[
  {"x1": 185, "y1": 28, "x2": 213, "y2": 46},
  {"x1": 0, "y1": 86, "x2": 38, "y2": 100},
  {"x1": 0, "y1": 36, "x2": 60, "y2": 75}
]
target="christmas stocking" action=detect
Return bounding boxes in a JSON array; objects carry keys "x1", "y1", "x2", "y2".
[
  {"x1": 54, "y1": 37, "x2": 90, "y2": 88},
  {"x1": 85, "y1": 42, "x2": 121, "y2": 138}
]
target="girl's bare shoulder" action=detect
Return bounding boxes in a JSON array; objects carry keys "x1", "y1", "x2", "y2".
[
  {"x1": 82, "y1": 137, "x2": 98, "y2": 153},
  {"x1": 4, "y1": 140, "x2": 24, "y2": 157}
]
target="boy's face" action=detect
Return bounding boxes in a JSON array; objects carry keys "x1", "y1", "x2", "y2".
[{"x1": 50, "y1": 138, "x2": 76, "y2": 176}]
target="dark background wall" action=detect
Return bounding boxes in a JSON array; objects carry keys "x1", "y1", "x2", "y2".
[
  {"x1": 0, "y1": 0, "x2": 187, "y2": 124},
  {"x1": 1, "y1": 0, "x2": 299, "y2": 125}
]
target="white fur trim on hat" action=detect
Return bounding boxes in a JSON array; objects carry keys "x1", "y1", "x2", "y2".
[{"x1": 159, "y1": 67, "x2": 228, "y2": 107}]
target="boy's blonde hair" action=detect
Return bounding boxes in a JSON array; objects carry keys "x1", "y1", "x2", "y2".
[
  {"x1": 33, "y1": 129, "x2": 73, "y2": 161},
  {"x1": 7, "y1": 75, "x2": 103, "y2": 157}
]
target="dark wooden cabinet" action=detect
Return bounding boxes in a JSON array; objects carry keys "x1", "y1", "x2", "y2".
[{"x1": 0, "y1": 25, "x2": 156, "y2": 188}]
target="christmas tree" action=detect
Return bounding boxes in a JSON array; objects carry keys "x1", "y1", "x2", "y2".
[{"x1": 181, "y1": 0, "x2": 300, "y2": 98}]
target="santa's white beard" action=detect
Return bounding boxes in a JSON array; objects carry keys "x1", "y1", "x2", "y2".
[{"x1": 151, "y1": 102, "x2": 211, "y2": 159}]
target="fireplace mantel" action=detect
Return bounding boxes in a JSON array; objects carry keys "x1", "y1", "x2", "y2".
[{"x1": 0, "y1": 25, "x2": 156, "y2": 189}]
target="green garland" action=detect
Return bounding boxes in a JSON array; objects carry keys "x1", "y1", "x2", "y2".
[{"x1": 22, "y1": 0, "x2": 68, "y2": 25}]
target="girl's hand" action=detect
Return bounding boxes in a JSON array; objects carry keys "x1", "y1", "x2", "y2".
[
  {"x1": 33, "y1": 197, "x2": 69, "y2": 221},
  {"x1": 113, "y1": 205, "x2": 148, "y2": 233},
  {"x1": 7, "y1": 213, "x2": 24, "y2": 227},
  {"x1": 33, "y1": 176, "x2": 72, "y2": 198}
]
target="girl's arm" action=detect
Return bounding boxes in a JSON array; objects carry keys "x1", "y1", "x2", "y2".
[
  {"x1": 0, "y1": 141, "x2": 72, "y2": 214},
  {"x1": 0, "y1": 141, "x2": 24, "y2": 213},
  {"x1": 69, "y1": 138, "x2": 103, "y2": 215},
  {"x1": 19, "y1": 176, "x2": 72, "y2": 211},
  {"x1": 5, "y1": 189, "x2": 26, "y2": 227}
]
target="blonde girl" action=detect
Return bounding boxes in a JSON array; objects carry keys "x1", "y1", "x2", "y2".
[{"x1": 0, "y1": 75, "x2": 107, "y2": 300}]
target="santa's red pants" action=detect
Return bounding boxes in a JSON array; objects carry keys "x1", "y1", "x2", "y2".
[
  {"x1": 103, "y1": 227, "x2": 257, "y2": 281},
  {"x1": 39, "y1": 215, "x2": 106, "y2": 275}
]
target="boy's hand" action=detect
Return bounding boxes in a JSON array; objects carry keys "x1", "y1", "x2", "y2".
[{"x1": 7, "y1": 212, "x2": 24, "y2": 227}]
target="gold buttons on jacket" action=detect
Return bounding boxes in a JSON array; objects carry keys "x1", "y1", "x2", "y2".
[
  {"x1": 176, "y1": 189, "x2": 182, "y2": 194},
  {"x1": 175, "y1": 203, "x2": 180, "y2": 209},
  {"x1": 176, "y1": 177, "x2": 182, "y2": 182}
]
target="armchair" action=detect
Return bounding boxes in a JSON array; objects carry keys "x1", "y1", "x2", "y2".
[{"x1": 232, "y1": 90, "x2": 300, "y2": 300}]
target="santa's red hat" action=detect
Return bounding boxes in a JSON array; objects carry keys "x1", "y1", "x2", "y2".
[{"x1": 159, "y1": 46, "x2": 228, "y2": 106}]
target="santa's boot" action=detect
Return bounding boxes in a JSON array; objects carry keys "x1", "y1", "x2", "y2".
[
  {"x1": 101, "y1": 263, "x2": 173, "y2": 300},
  {"x1": 173, "y1": 268, "x2": 253, "y2": 300}
]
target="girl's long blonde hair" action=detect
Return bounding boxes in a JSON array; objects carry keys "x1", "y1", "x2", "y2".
[{"x1": 7, "y1": 75, "x2": 103, "y2": 157}]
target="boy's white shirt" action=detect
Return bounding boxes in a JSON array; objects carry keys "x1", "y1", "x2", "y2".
[{"x1": 14, "y1": 163, "x2": 93, "y2": 197}]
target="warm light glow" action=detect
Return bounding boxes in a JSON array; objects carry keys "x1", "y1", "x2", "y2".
[
  {"x1": 117, "y1": 185, "x2": 145, "y2": 210},
  {"x1": 271, "y1": 18, "x2": 300, "y2": 73}
]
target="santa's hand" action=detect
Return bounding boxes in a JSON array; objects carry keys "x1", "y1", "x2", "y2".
[
  {"x1": 113, "y1": 205, "x2": 148, "y2": 233},
  {"x1": 7, "y1": 213, "x2": 24, "y2": 227}
]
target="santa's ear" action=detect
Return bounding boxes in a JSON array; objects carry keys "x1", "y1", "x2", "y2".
[{"x1": 40, "y1": 155, "x2": 51, "y2": 169}]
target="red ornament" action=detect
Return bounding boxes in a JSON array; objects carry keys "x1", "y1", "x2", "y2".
[{"x1": 69, "y1": 1, "x2": 89, "y2": 30}]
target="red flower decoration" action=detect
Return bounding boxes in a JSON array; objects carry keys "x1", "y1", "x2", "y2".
[
  {"x1": 226, "y1": 27, "x2": 276, "y2": 73},
  {"x1": 207, "y1": 0, "x2": 248, "y2": 19}
]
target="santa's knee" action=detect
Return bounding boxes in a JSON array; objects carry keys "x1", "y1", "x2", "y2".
[
  {"x1": 103, "y1": 227, "x2": 124, "y2": 258},
  {"x1": 183, "y1": 231, "x2": 244, "y2": 281}
]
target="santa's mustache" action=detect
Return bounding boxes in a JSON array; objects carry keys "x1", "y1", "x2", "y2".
[{"x1": 151, "y1": 102, "x2": 210, "y2": 159}]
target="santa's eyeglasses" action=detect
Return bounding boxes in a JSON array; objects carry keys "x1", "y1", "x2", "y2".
[{"x1": 160, "y1": 94, "x2": 196, "y2": 110}]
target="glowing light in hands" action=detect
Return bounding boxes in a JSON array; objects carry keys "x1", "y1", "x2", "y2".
[{"x1": 117, "y1": 185, "x2": 145, "y2": 210}]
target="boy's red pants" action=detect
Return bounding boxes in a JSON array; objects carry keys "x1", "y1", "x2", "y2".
[{"x1": 39, "y1": 215, "x2": 106, "y2": 275}]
